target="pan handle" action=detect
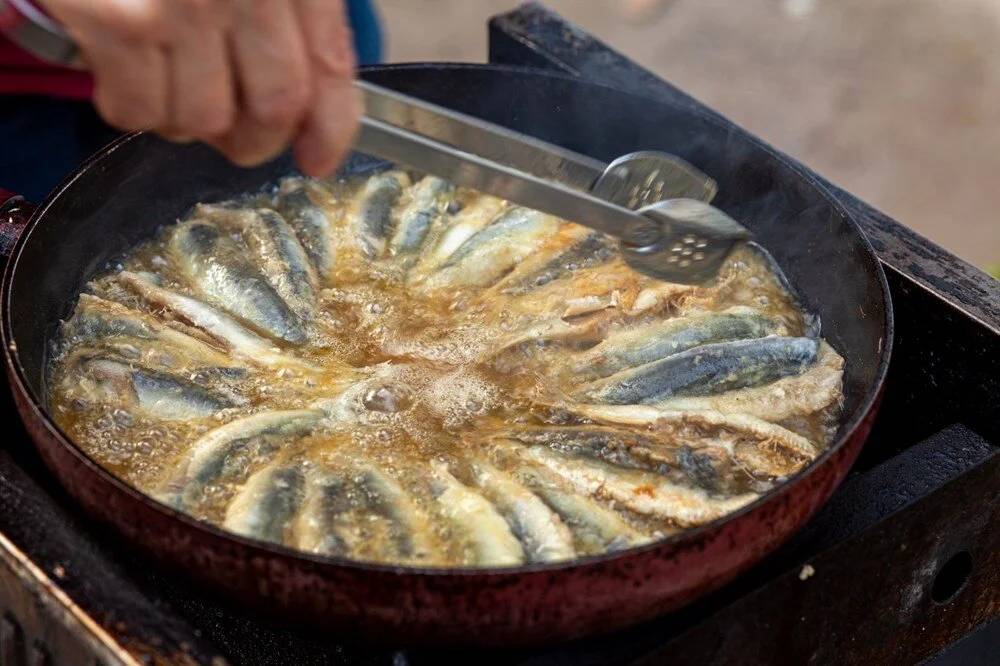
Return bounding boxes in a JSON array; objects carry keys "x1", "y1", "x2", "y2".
[{"x1": 0, "y1": 189, "x2": 34, "y2": 258}]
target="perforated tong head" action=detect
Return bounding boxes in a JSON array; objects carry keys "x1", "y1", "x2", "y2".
[{"x1": 357, "y1": 80, "x2": 750, "y2": 284}]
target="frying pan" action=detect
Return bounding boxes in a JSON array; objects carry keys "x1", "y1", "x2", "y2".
[{"x1": 0, "y1": 64, "x2": 892, "y2": 646}]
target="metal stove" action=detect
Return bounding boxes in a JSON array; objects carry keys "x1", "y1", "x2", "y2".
[{"x1": 1, "y1": 4, "x2": 997, "y2": 664}]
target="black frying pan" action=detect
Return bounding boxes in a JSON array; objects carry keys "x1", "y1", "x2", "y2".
[{"x1": 0, "y1": 64, "x2": 892, "y2": 645}]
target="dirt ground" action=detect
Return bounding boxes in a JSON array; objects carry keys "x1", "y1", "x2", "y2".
[{"x1": 378, "y1": 0, "x2": 1000, "y2": 273}]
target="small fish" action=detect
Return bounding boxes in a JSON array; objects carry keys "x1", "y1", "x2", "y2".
[
  {"x1": 429, "y1": 460, "x2": 524, "y2": 566},
  {"x1": 224, "y1": 461, "x2": 305, "y2": 544},
  {"x1": 292, "y1": 462, "x2": 436, "y2": 563},
  {"x1": 61, "y1": 293, "x2": 160, "y2": 343},
  {"x1": 509, "y1": 462, "x2": 648, "y2": 553},
  {"x1": 470, "y1": 459, "x2": 575, "y2": 563},
  {"x1": 275, "y1": 179, "x2": 338, "y2": 280},
  {"x1": 66, "y1": 352, "x2": 243, "y2": 420},
  {"x1": 503, "y1": 426, "x2": 672, "y2": 475},
  {"x1": 388, "y1": 176, "x2": 452, "y2": 257},
  {"x1": 61, "y1": 294, "x2": 241, "y2": 373},
  {"x1": 651, "y1": 340, "x2": 845, "y2": 422},
  {"x1": 409, "y1": 194, "x2": 507, "y2": 280},
  {"x1": 487, "y1": 315, "x2": 607, "y2": 363},
  {"x1": 580, "y1": 336, "x2": 819, "y2": 404},
  {"x1": 169, "y1": 220, "x2": 305, "y2": 344},
  {"x1": 518, "y1": 445, "x2": 757, "y2": 527},
  {"x1": 494, "y1": 231, "x2": 616, "y2": 296},
  {"x1": 117, "y1": 271, "x2": 318, "y2": 372},
  {"x1": 347, "y1": 170, "x2": 409, "y2": 258},
  {"x1": 96, "y1": 335, "x2": 246, "y2": 381},
  {"x1": 161, "y1": 409, "x2": 324, "y2": 511},
  {"x1": 571, "y1": 307, "x2": 782, "y2": 380},
  {"x1": 198, "y1": 204, "x2": 317, "y2": 326},
  {"x1": 356, "y1": 465, "x2": 438, "y2": 563},
  {"x1": 502, "y1": 425, "x2": 773, "y2": 494},
  {"x1": 559, "y1": 404, "x2": 818, "y2": 478},
  {"x1": 421, "y1": 208, "x2": 563, "y2": 290},
  {"x1": 293, "y1": 467, "x2": 356, "y2": 556},
  {"x1": 494, "y1": 258, "x2": 681, "y2": 321}
]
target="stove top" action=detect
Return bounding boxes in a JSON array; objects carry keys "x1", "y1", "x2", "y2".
[{"x1": 1, "y1": 4, "x2": 997, "y2": 664}]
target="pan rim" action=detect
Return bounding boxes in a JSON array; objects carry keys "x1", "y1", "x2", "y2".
[{"x1": 1, "y1": 62, "x2": 894, "y2": 578}]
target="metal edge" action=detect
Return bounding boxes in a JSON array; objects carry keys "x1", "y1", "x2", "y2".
[{"x1": 0, "y1": 532, "x2": 141, "y2": 666}]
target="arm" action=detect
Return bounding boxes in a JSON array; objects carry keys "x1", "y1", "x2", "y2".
[{"x1": 16, "y1": 0, "x2": 361, "y2": 176}]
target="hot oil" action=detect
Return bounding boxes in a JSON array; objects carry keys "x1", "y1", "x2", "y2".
[{"x1": 46, "y1": 176, "x2": 842, "y2": 566}]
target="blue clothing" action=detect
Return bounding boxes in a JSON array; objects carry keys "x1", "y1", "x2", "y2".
[
  {"x1": 348, "y1": 0, "x2": 384, "y2": 66},
  {"x1": 1, "y1": 0, "x2": 382, "y2": 203}
]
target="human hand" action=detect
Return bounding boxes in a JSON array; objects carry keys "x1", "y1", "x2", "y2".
[{"x1": 38, "y1": 0, "x2": 361, "y2": 176}]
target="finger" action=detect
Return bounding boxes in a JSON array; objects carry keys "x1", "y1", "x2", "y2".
[
  {"x1": 292, "y1": 0, "x2": 360, "y2": 176},
  {"x1": 223, "y1": 0, "x2": 312, "y2": 166},
  {"x1": 78, "y1": 34, "x2": 170, "y2": 131},
  {"x1": 47, "y1": 1, "x2": 170, "y2": 131},
  {"x1": 293, "y1": 73, "x2": 359, "y2": 177},
  {"x1": 163, "y1": 2, "x2": 236, "y2": 139},
  {"x1": 294, "y1": 0, "x2": 356, "y2": 78}
]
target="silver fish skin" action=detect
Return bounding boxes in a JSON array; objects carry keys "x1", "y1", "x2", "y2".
[
  {"x1": 293, "y1": 468, "x2": 355, "y2": 556},
  {"x1": 357, "y1": 465, "x2": 437, "y2": 562},
  {"x1": 275, "y1": 181, "x2": 337, "y2": 280},
  {"x1": 470, "y1": 459, "x2": 575, "y2": 563},
  {"x1": 566, "y1": 403, "x2": 818, "y2": 478},
  {"x1": 292, "y1": 462, "x2": 437, "y2": 563},
  {"x1": 95, "y1": 336, "x2": 246, "y2": 382},
  {"x1": 409, "y1": 194, "x2": 506, "y2": 279},
  {"x1": 163, "y1": 409, "x2": 324, "y2": 511},
  {"x1": 503, "y1": 427, "x2": 671, "y2": 475},
  {"x1": 169, "y1": 220, "x2": 305, "y2": 344},
  {"x1": 198, "y1": 204, "x2": 318, "y2": 326},
  {"x1": 349, "y1": 170, "x2": 409, "y2": 258},
  {"x1": 61, "y1": 293, "x2": 158, "y2": 344},
  {"x1": 519, "y1": 445, "x2": 757, "y2": 527},
  {"x1": 572, "y1": 307, "x2": 782, "y2": 380},
  {"x1": 502, "y1": 426, "x2": 765, "y2": 495},
  {"x1": 70, "y1": 355, "x2": 243, "y2": 420},
  {"x1": 650, "y1": 340, "x2": 844, "y2": 422},
  {"x1": 117, "y1": 271, "x2": 318, "y2": 372},
  {"x1": 224, "y1": 461, "x2": 305, "y2": 544},
  {"x1": 580, "y1": 336, "x2": 819, "y2": 404},
  {"x1": 60, "y1": 294, "x2": 242, "y2": 373},
  {"x1": 498, "y1": 232, "x2": 616, "y2": 296},
  {"x1": 510, "y1": 463, "x2": 648, "y2": 553},
  {"x1": 421, "y1": 208, "x2": 562, "y2": 290},
  {"x1": 388, "y1": 176, "x2": 452, "y2": 257},
  {"x1": 429, "y1": 460, "x2": 524, "y2": 566}
]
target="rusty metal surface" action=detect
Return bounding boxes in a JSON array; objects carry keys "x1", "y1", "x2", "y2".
[
  {"x1": 0, "y1": 381, "x2": 227, "y2": 665},
  {"x1": 0, "y1": 529, "x2": 137, "y2": 666},
  {"x1": 632, "y1": 426, "x2": 999, "y2": 665}
]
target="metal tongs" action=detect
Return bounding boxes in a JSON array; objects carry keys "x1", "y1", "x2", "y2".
[
  {"x1": 0, "y1": 0, "x2": 750, "y2": 283},
  {"x1": 357, "y1": 81, "x2": 751, "y2": 284}
]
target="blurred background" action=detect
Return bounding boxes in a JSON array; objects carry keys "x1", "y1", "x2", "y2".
[{"x1": 377, "y1": 0, "x2": 1000, "y2": 275}]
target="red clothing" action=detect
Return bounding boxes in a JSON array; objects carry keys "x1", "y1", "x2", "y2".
[{"x1": 0, "y1": 36, "x2": 92, "y2": 99}]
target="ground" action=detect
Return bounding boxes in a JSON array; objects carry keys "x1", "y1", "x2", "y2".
[{"x1": 377, "y1": 0, "x2": 1000, "y2": 274}]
